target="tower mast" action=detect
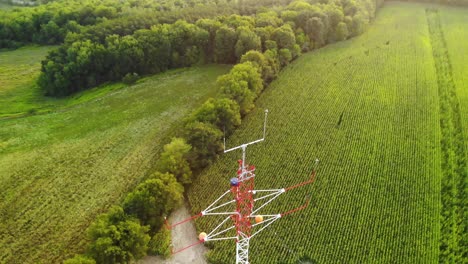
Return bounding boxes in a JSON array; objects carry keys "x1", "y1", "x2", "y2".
[{"x1": 166, "y1": 109, "x2": 318, "y2": 264}]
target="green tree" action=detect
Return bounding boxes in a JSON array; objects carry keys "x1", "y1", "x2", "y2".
[
  {"x1": 240, "y1": 50, "x2": 275, "y2": 83},
  {"x1": 190, "y1": 98, "x2": 241, "y2": 135},
  {"x1": 343, "y1": 0, "x2": 359, "y2": 16},
  {"x1": 286, "y1": 0, "x2": 314, "y2": 11},
  {"x1": 123, "y1": 173, "x2": 183, "y2": 230},
  {"x1": 88, "y1": 207, "x2": 150, "y2": 264},
  {"x1": 254, "y1": 26, "x2": 274, "y2": 51},
  {"x1": 271, "y1": 24, "x2": 295, "y2": 50},
  {"x1": 324, "y1": 5, "x2": 345, "y2": 43},
  {"x1": 148, "y1": 227, "x2": 171, "y2": 257},
  {"x1": 39, "y1": 20, "x2": 61, "y2": 44},
  {"x1": 94, "y1": 6, "x2": 117, "y2": 19},
  {"x1": 218, "y1": 74, "x2": 254, "y2": 115},
  {"x1": 230, "y1": 61, "x2": 263, "y2": 95},
  {"x1": 280, "y1": 10, "x2": 298, "y2": 23},
  {"x1": 39, "y1": 40, "x2": 108, "y2": 96},
  {"x1": 350, "y1": 13, "x2": 367, "y2": 37},
  {"x1": 294, "y1": 8, "x2": 321, "y2": 30},
  {"x1": 336, "y1": 22, "x2": 349, "y2": 41},
  {"x1": 214, "y1": 26, "x2": 237, "y2": 63},
  {"x1": 134, "y1": 26, "x2": 171, "y2": 74},
  {"x1": 264, "y1": 40, "x2": 278, "y2": 50},
  {"x1": 279, "y1": 48, "x2": 292, "y2": 67},
  {"x1": 255, "y1": 11, "x2": 282, "y2": 28},
  {"x1": 157, "y1": 138, "x2": 192, "y2": 184},
  {"x1": 38, "y1": 46, "x2": 70, "y2": 96},
  {"x1": 295, "y1": 31, "x2": 311, "y2": 52},
  {"x1": 196, "y1": 19, "x2": 222, "y2": 62},
  {"x1": 235, "y1": 26, "x2": 261, "y2": 60},
  {"x1": 105, "y1": 35, "x2": 144, "y2": 78},
  {"x1": 291, "y1": 44, "x2": 301, "y2": 59},
  {"x1": 305, "y1": 17, "x2": 326, "y2": 48},
  {"x1": 324, "y1": 4, "x2": 345, "y2": 28},
  {"x1": 184, "y1": 121, "x2": 223, "y2": 170},
  {"x1": 218, "y1": 62, "x2": 263, "y2": 115},
  {"x1": 263, "y1": 48, "x2": 280, "y2": 80},
  {"x1": 223, "y1": 14, "x2": 255, "y2": 29},
  {"x1": 168, "y1": 20, "x2": 209, "y2": 67}
]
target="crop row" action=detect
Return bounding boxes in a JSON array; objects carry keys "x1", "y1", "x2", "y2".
[
  {"x1": 188, "y1": 4, "x2": 442, "y2": 263},
  {"x1": 426, "y1": 8, "x2": 467, "y2": 263}
]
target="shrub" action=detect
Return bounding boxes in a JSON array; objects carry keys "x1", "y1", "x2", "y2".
[
  {"x1": 157, "y1": 138, "x2": 192, "y2": 185},
  {"x1": 122, "y1": 72, "x2": 139, "y2": 85},
  {"x1": 184, "y1": 121, "x2": 223, "y2": 170},
  {"x1": 123, "y1": 173, "x2": 183, "y2": 231},
  {"x1": 189, "y1": 98, "x2": 241, "y2": 135},
  {"x1": 87, "y1": 207, "x2": 150, "y2": 264},
  {"x1": 148, "y1": 227, "x2": 172, "y2": 257}
]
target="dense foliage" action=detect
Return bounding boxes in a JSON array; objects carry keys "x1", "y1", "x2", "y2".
[
  {"x1": 0, "y1": 0, "x2": 120, "y2": 47},
  {"x1": 0, "y1": 0, "x2": 305, "y2": 48},
  {"x1": 123, "y1": 172, "x2": 184, "y2": 231},
  {"x1": 87, "y1": 207, "x2": 150, "y2": 263},
  {"x1": 37, "y1": 0, "x2": 381, "y2": 96},
  {"x1": 0, "y1": 0, "x2": 238, "y2": 48}
]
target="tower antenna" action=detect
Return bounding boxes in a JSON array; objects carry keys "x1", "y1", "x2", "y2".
[{"x1": 167, "y1": 109, "x2": 318, "y2": 264}]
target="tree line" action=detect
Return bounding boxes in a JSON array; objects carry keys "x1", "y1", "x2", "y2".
[
  {"x1": 0, "y1": 0, "x2": 306, "y2": 49},
  {"x1": 0, "y1": 0, "x2": 238, "y2": 48},
  {"x1": 0, "y1": 0, "x2": 121, "y2": 48},
  {"x1": 39, "y1": 0, "x2": 381, "y2": 96}
]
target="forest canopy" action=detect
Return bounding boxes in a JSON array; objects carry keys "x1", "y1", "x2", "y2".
[{"x1": 31, "y1": 0, "x2": 382, "y2": 96}]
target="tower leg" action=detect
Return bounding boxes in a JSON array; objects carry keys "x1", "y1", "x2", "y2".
[{"x1": 236, "y1": 236, "x2": 250, "y2": 264}]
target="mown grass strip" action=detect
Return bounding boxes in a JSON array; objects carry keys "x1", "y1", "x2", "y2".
[{"x1": 426, "y1": 8, "x2": 467, "y2": 263}]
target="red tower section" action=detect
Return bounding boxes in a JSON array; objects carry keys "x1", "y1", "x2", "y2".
[{"x1": 231, "y1": 160, "x2": 256, "y2": 239}]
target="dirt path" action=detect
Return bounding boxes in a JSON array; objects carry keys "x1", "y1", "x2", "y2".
[{"x1": 139, "y1": 204, "x2": 207, "y2": 264}]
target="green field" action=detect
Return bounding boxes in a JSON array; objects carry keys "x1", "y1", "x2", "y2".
[
  {"x1": 442, "y1": 7, "x2": 468, "y2": 148},
  {"x1": 0, "y1": 45, "x2": 144, "y2": 118},
  {"x1": 0, "y1": 1, "x2": 466, "y2": 263},
  {"x1": 189, "y1": 2, "x2": 466, "y2": 263},
  {"x1": 435, "y1": 6, "x2": 467, "y2": 261},
  {"x1": 0, "y1": 46, "x2": 55, "y2": 117},
  {"x1": 0, "y1": 64, "x2": 230, "y2": 263}
]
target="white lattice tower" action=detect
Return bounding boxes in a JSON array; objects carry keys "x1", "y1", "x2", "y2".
[{"x1": 166, "y1": 109, "x2": 318, "y2": 264}]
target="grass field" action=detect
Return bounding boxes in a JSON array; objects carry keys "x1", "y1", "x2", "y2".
[
  {"x1": 0, "y1": 64, "x2": 230, "y2": 263},
  {"x1": 187, "y1": 2, "x2": 465, "y2": 263},
  {"x1": 0, "y1": 46, "x2": 56, "y2": 117},
  {"x1": 0, "y1": 45, "x2": 143, "y2": 119}
]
